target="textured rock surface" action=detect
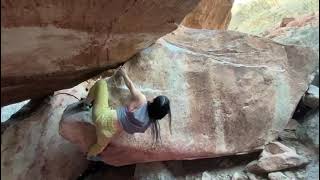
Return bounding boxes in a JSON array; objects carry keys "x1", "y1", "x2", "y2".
[
  {"x1": 246, "y1": 172, "x2": 266, "y2": 180},
  {"x1": 276, "y1": 126, "x2": 319, "y2": 180},
  {"x1": 60, "y1": 27, "x2": 318, "y2": 166},
  {"x1": 265, "y1": 12, "x2": 319, "y2": 53},
  {"x1": 268, "y1": 172, "x2": 290, "y2": 180},
  {"x1": 78, "y1": 126, "x2": 317, "y2": 179},
  {"x1": 283, "y1": 171, "x2": 305, "y2": 180},
  {"x1": 1, "y1": 100, "x2": 30, "y2": 122},
  {"x1": 1, "y1": 83, "x2": 90, "y2": 180},
  {"x1": 265, "y1": 13, "x2": 319, "y2": 89},
  {"x1": 134, "y1": 162, "x2": 177, "y2": 180},
  {"x1": 246, "y1": 142, "x2": 309, "y2": 174},
  {"x1": 305, "y1": 160, "x2": 319, "y2": 180},
  {"x1": 302, "y1": 85, "x2": 319, "y2": 109},
  {"x1": 76, "y1": 153, "x2": 258, "y2": 179},
  {"x1": 311, "y1": 70, "x2": 319, "y2": 87},
  {"x1": 134, "y1": 153, "x2": 258, "y2": 180},
  {"x1": 278, "y1": 119, "x2": 300, "y2": 141},
  {"x1": 181, "y1": 0, "x2": 233, "y2": 29},
  {"x1": 1, "y1": 0, "x2": 200, "y2": 106},
  {"x1": 280, "y1": 18, "x2": 295, "y2": 28},
  {"x1": 232, "y1": 172, "x2": 249, "y2": 180},
  {"x1": 296, "y1": 110, "x2": 319, "y2": 149}
]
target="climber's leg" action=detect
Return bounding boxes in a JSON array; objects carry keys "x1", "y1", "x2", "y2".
[
  {"x1": 87, "y1": 125, "x2": 113, "y2": 158},
  {"x1": 85, "y1": 79, "x2": 111, "y2": 124},
  {"x1": 87, "y1": 80, "x2": 117, "y2": 158},
  {"x1": 86, "y1": 79, "x2": 109, "y2": 109}
]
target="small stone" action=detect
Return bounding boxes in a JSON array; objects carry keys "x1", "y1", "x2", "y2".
[
  {"x1": 232, "y1": 172, "x2": 249, "y2": 180},
  {"x1": 201, "y1": 171, "x2": 212, "y2": 180},
  {"x1": 295, "y1": 171, "x2": 306, "y2": 180},
  {"x1": 268, "y1": 172, "x2": 290, "y2": 180},
  {"x1": 246, "y1": 172, "x2": 266, "y2": 180},
  {"x1": 283, "y1": 171, "x2": 297, "y2": 179},
  {"x1": 246, "y1": 142, "x2": 309, "y2": 173}
]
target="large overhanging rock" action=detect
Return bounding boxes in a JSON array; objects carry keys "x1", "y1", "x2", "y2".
[
  {"x1": 60, "y1": 26, "x2": 318, "y2": 166},
  {"x1": 182, "y1": 0, "x2": 233, "y2": 29},
  {"x1": 1, "y1": 0, "x2": 200, "y2": 106}
]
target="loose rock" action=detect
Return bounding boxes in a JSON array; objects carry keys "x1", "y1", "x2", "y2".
[{"x1": 246, "y1": 142, "x2": 309, "y2": 174}]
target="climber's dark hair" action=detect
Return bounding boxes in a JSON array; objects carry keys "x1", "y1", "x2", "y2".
[{"x1": 147, "y1": 95, "x2": 171, "y2": 143}]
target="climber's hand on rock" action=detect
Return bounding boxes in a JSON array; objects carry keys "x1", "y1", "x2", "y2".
[{"x1": 117, "y1": 66, "x2": 127, "y2": 77}]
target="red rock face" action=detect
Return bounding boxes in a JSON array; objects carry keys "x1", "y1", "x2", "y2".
[
  {"x1": 1, "y1": 0, "x2": 200, "y2": 106},
  {"x1": 1, "y1": 83, "x2": 90, "y2": 180},
  {"x1": 60, "y1": 27, "x2": 318, "y2": 166},
  {"x1": 182, "y1": 0, "x2": 233, "y2": 30}
]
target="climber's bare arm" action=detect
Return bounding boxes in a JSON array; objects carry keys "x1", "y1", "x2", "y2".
[{"x1": 118, "y1": 67, "x2": 146, "y2": 103}]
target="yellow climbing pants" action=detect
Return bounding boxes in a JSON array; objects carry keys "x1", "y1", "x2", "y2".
[{"x1": 86, "y1": 80, "x2": 117, "y2": 157}]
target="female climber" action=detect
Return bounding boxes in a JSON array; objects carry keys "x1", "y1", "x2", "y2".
[{"x1": 82, "y1": 66, "x2": 171, "y2": 160}]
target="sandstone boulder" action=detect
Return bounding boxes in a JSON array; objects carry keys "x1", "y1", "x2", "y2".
[
  {"x1": 1, "y1": 0, "x2": 200, "y2": 106},
  {"x1": 182, "y1": 0, "x2": 233, "y2": 29},
  {"x1": 60, "y1": 26, "x2": 318, "y2": 166},
  {"x1": 246, "y1": 142, "x2": 309, "y2": 174},
  {"x1": 1, "y1": 83, "x2": 90, "y2": 180}
]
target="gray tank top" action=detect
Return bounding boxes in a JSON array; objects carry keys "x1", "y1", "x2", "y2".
[{"x1": 116, "y1": 103, "x2": 151, "y2": 134}]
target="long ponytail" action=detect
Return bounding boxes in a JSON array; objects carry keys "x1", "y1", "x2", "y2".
[
  {"x1": 147, "y1": 95, "x2": 171, "y2": 143},
  {"x1": 150, "y1": 119, "x2": 161, "y2": 143}
]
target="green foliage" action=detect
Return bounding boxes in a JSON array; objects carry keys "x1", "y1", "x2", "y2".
[{"x1": 229, "y1": 0, "x2": 319, "y2": 35}]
